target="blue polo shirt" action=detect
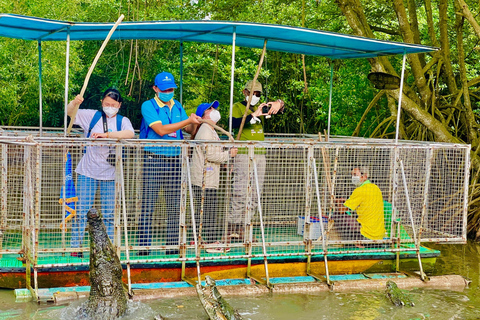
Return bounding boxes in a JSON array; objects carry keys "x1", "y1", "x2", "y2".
[{"x1": 141, "y1": 97, "x2": 188, "y2": 156}]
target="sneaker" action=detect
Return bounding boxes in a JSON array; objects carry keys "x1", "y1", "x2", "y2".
[
  {"x1": 228, "y1": 232, "x2": 240, "y2": 239},
  {"x1": 70, "y1": 252, "x2": 83, "y2": 258}
]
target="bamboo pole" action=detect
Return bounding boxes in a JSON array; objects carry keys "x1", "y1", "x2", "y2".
[
  {"x1": 228, "y1": 28, "x2": 236, "y2": 135},
  {"x1": 118, "y1": 151, "x2": 133, "y2": 296},
  {"x1": 66, "y1": 14, "x2": 125, "y2": 134},
  {"x1": 318, "y1": 132, "x2": 333, "y2": 196},
  {"x1": 198, "y1": 119, "x2": 234, "y2": 142}
]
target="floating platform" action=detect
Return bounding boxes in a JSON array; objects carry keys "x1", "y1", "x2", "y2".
[{"x1": 1, "y1": 244, "x2": 439, "y2": 289}]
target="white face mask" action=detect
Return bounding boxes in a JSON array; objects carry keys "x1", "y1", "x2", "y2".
[
  {"x1": 351, "y1": 175, "x2": 362, "y2": 187},
  {"x1": 103, "y1": 107, "x2": 119, "y2": 117},
  {"x1": 209, "y1": 109, "x2": 221, "y2": 123},
  {"x1": 245, "y1": 95, "x2": 260, "y2": 106}
]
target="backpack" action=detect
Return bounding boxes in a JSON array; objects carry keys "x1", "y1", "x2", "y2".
[
  {"x1": 87, "y1": 111, "x2": 124, "y2": 138},
  {"x1": 86, "y1": 111, "x2": 125, "y2": 166},
  {"x1": 139, "y1": 99, "x2": 184, "y2": 139}
]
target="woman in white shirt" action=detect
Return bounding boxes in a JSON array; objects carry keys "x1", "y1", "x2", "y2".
[{"x1": 66, "y1": 88, "x2": 134, "y2": 257}]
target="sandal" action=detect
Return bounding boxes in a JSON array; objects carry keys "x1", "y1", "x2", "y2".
[
  {"x1": 206, "y1": 247, "x2": 231, "y2": 253},
  {"x1": 205, "y1": 242, "x2": 231, "y2": 253}
]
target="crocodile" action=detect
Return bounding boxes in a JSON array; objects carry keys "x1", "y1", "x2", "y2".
[
  {"x1": 196, "y1": 283, "x2": 227, "y2": 320},
  {"x1": 78, "y1": 208, "x2": 128, "y2": 319},
  {"x1": 196, "y1": 276, "x2": 243, "y2": 320},
  {"x1": 385, "y1": 280, "x2": 415, "y2": 307},
  {"x1": 206, "y1": 276, "x2": 242, "y2": 320}
]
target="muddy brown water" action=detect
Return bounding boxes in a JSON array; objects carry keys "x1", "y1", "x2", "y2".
[{"x1": 0, "y1": 242, "x2": 479, "y2": 319}]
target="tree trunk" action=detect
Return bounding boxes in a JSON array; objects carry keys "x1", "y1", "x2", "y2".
[
  {"x1": 335, "y1": 0, "x2": 458, "y2": 144},
  {"x1": 407, "y1": 0, "x2": 426, "y2": 67},
  {"x1": 439, "y1": 0, "x2": 458, "y2": 94},
  {"x1": 392, "y1": 0, "x2": 431, "y2": 105},
  {"x1": 424, "y1": 0, "x2": 439, "y2": 47},
  {"x1": 456, "y1": 0, "x2": 480, "y2": 39},
  {"x1": 334, "y1": 0, "x2": 393, "y2": 75},
  {"x1": 455, "y1": 0, "x2": 478, "y2": 145}
]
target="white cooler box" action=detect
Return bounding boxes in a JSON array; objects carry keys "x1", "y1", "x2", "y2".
[{"x1": 297, "y1": 216, "x2": 328, "y2": 239}]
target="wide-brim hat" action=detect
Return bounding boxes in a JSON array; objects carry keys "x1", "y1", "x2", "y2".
[
  {"x1": 154, "y1": 71, "x2": 178, "y2": 91},
  {"x1": 244, "y1": 80, "x2": 262, "y2": 92},
  {"x1": 196, "y1": 100, "x2": 219, "y2": 117}
]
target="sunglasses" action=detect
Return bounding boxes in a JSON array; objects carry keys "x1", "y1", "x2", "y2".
[{"x1": 247, "y1": 90, "x2": 262, "y2": 97}]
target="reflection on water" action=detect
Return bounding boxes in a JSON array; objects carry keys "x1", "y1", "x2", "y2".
[
  {"x1": 56, "y1": 300, "x2": 161, "y2": 320},
  {"x1": 1, "y1": 242, "x2": 480, "y2": 319}
]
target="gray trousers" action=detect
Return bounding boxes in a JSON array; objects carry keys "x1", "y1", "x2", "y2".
[{"x1": 229, "y1": 153, "x2": 266, "y2": 225}]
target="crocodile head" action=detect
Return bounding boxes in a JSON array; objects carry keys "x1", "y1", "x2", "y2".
[
  {"x1": 87, "y1": 207, "x2": 100, "y2": 221},
  {"x1": 205, "y1": 275, "x2": 216, "y2": 287},
  {"x1": 386, "y1": 280, "x2": 397, "y2": 290}
]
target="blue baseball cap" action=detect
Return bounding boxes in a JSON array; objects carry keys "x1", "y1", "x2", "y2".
[
  {"x1": 196, "y1": 101, "x2": 219, "y2": 117},
  {"x1": 154, "y1": 72, "x2": 177, "y2": 91}
]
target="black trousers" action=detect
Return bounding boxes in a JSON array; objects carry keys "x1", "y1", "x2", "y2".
[{"x1": 330, "y1": 211, "x2": 368, "y2": 241}]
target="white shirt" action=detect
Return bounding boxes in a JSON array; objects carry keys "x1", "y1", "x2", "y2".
[{"x1": 74, "y1": 109, "x2": 134, "y2": 180}]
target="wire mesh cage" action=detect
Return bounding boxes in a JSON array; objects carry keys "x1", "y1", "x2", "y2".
[{"x1": 0, "y1": 135, "x2": 469, "y2": 269}]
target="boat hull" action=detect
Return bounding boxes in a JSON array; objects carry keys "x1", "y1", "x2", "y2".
[{"x1": 0, "y1": 251, "x2": 438, "y2": 289}]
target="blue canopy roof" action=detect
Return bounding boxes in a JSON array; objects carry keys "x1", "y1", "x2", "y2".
[{"x1": 0, "y1": 14, "x2": 437, "y2": 59}]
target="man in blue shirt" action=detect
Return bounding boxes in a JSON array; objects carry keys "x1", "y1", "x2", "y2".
[{"x1": 138, "y1": 71, "x2": 200, "y2": 256}]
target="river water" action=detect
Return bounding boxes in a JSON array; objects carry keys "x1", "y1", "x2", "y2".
[{"x1": 1, "y1": 242, "x2": 479, "y2": 320}]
